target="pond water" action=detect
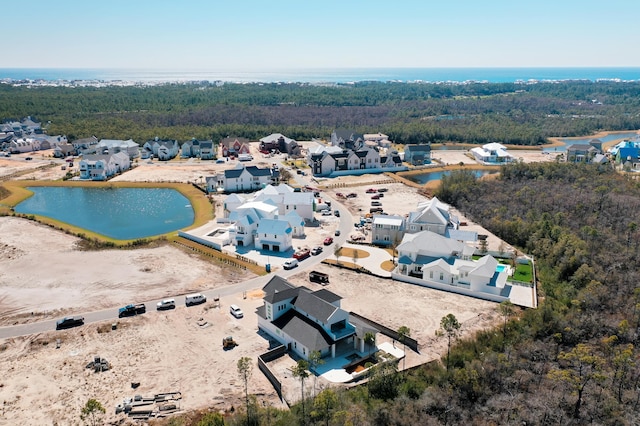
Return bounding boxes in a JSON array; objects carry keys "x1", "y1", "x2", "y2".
[
  {"x1": 404, "y1": 169, "x2": 498, "y2": 184},
  {"x1": 543, "y1": 131, "x2": 639, "y2": 152},
  {"x1": 15, "y1": 187, "x2": 194, "y2": 240}
]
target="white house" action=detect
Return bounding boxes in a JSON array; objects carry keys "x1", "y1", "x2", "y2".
[
  {"x1": 8, "y1": 138, "x2": 40, "y2": 153},
  {"x1": 470, "y1": 143, "x2": 515, "y2": 164},
  {"x1": 226, "y1": 199, "x2": 304, "y2": 252},
  {"x1": 96, "y1": 139, "x2": 140, "y2": 159},
  {"x1": 406, "y1": 197, "x2": 459, "y2": 236},
  {"x1": 371, "y1": 215, "x2": 405, "y2": 247},
  {"x1": 308, "y1": 146, "x2": 405, "y2": 177},
  {"x1": 252, "y1": 184, "x2": 315, "y2": 220},
  {"x1": 79, "y1": 152, "x2": 131, "y2": 180},
  {"x1": 143, "y1": 137, "x2": 179, "y2": 161},
  {"x1": 393, "y1": 230, "x2": 512, "y2": 302},
  {"x1": 206, "y1": 164, "x2": 276, "y2": 193},
  {"x1": 257, "y1": 276, "x2": 360, "y2": 361},
  {"x1": 364, "y1": 132, "x2": 392, "y2": 148}
]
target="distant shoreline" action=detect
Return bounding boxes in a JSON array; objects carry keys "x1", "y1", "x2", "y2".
[{"x1": 2, "y1": 67, "x2": 640, "y2": 85}]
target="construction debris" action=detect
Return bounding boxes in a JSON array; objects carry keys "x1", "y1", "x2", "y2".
[
  {"x1": 115, "y1": 391, "x2": 183, "y2": 420},
  {"x1": 85, "y1": 356, "x2": 110, "y2": 373}
]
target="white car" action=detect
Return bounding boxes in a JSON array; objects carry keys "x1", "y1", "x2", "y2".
[
  {"x1": 230, "y1": 304, "x2": 244, "y2": 318},
  {"x1": 283, "y1": 259, "x2": 299, "y2": 270},
  {"x1": 156, "y1": 298, "x2": 176, "y2": 310}
]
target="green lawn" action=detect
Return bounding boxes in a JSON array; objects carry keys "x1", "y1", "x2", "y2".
[{"x1": 510, "y1": 262, "x2": 533, "y2": 283}]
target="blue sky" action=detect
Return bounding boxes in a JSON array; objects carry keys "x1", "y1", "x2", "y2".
[{"x1": 7, "y1": 0, "x2": 640, "y2": 69}]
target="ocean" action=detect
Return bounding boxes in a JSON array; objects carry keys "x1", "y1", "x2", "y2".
[{"x1": 1, "y1": 67, "x2": 640, "y2": 84}]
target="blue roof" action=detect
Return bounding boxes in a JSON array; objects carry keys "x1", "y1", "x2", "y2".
[
  {"x1": 398, "y1": 255, "x2": 413, "y2": 265},
  {"x1": 258, "y1": 219, "x2": 292, "y2": 235}
]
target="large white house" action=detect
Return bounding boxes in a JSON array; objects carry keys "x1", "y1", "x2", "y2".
[
  {"x1": 226, "y1": 199, "x2": 305, "y2": 252},
  {"x1": 206, "y1": 164, "x2": 277, "y2": 193},
  {"x1": 406, "y1": 197, "x2": 459, "y2": 236},
  {"x1": 470, "y1": 143, "x2": 515, "y2": 164},
  {"x1": 307, "y1": 145, "x2": 406, "y2": 177},
  {"x1": 96, "y1": 139, "x2": 140, "y2": 159},
  {"x1": 143, "y1": 137, "x2": 180, "y2": 161},
  {"x1": 393, "y1": 230, "x2": 512, "y2": 303},
  {"x1": 257, "y1": 276, "x2": 362, "y2": 361},
  {"x1": 78, "y1": 152, "x2": 131, "y2": 180}
]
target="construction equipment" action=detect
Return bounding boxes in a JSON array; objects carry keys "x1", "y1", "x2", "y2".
[{"x1": 222, "y1": 336, "x2": 238, "y2": 350}]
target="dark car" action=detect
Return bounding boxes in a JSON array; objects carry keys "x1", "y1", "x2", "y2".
[
  {"x1": 377, "y1": 188, "x2": 388, "y2": 192},
  {"x1": 56, "y1": 316, "x2": 85, "y2": 330},
  {"x1": 118, "y1": 303, "x2": 146, "y2": 318},
  {"x1": 371, "y1": 194, "x2": 380, "y2": 200},
  {"x1": 346, "y1": 193, "x2": 357, "y2": 198},
  {"x1": 334, "y1": 210, "x2": 340, "y2": 217},
  {"x1": 25, "y1": 157, "x2": 33, "y2": 161}
]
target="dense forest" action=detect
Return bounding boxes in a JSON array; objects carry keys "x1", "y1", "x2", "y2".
[
  {"x1": 155, "y1": 163, "x2": 640, "y2": 426},
  {"x1": 2, "y1": 80, "x2": 640, "y2": 145}
]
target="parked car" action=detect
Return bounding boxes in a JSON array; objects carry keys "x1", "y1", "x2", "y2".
[
  {"x1": 334, "y1": 210, "x2": 340, "y2": 217},
  {"x1": 56, "y1": 316, "x2": 84, "y2": 330},
  {"x1": 377, "y1": 188, "x2": 388, "y2": 192},
  {"x1": 321, "y1": 210, "x2": 332, "y2": 216},
  {"x1": 311, "y1": 246, "x2": 323, "y2": 255},
  {"x1": 335, "y1": 230, "x2": 341, "y2": 236},
  {"x1": 346, "y1": 193, "x2": 357, "y2": 198},
  {"x1": 323, "y1": 237, "x2": 334, "y2": 245},
  {"x1": 229, "y1": 304, "x2": 244, "y2": 318},
  {"x1": 335, "y1": 192, "x2": 345, "y2": 198},
  {"x1": 366, "y1": 188, "x2": 377, "y2": 193},
  {"x1": 283, "y1": 259, "x2": 299, "y2": 270},
  {"x1": 185, "y1": 293, "x2": 206, "y2": 306},
  {"x1": 371, "y1": 194, "x2": 380, "y2": 199},
  {"x1": 156, "y1": 298, "x2": 176, "y2": 310},
  {"x1": 25, "y1": 157, "x2": 32, "y2": 161},
  {"x1": 371, "y1": 201, "x2": 382, "y2": 206},
  {"x1": 294, "y1": 249, "x2": 311, "y2": 260}
]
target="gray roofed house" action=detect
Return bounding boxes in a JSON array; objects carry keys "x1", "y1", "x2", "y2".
[
  {"x1": 404, "y1": 144, "x2": 432, "y2": 165},
  {"x1": 257, "y1": 276, "x2": 363, "y2": 361}
]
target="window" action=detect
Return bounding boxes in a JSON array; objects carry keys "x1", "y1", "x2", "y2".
[
  {"x1": 429, "y1": 271, "x2": 433, "y2": 279},
  {"x1": 440, "y1": 272, "x2": 444, "y2": 281}
]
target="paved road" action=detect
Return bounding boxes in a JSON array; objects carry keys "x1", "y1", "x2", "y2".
[{"x1": 0, "y1": 177, "x2": 355, "y2": 340}]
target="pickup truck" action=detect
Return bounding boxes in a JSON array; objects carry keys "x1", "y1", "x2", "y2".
[
  {"x1": 56, "y1": 316, "x2": 85, "y2": 330},
  {"x1": 118, "y1": 303, "x2": 147, "y2": 318},
  {"x1": 293, "y1": 249, "x2": 311, "y2": 261}
]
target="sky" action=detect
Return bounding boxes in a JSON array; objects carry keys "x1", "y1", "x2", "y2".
[{"x1": 6, "y1": 0, "x2": 640, "y2": 70}]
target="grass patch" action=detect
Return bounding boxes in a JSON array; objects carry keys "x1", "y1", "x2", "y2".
[
  {"x1": 335, "y1": 247, "x2": 370, "y2": 259},
  {"x1": 510, "y1": 262, "x2": 533, "y2": 283},
  {"x1": 380, "y1": 260, "x2": 395, "y2": 272}
]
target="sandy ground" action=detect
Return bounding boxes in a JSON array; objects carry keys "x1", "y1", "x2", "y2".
[{"x1": 0, "y1": 144, "x2": 534, "y2": 425}]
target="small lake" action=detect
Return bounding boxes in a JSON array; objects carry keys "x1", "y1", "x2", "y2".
[
  {"x1": 404, "y1": 169, "x2": 498, "y2": 184},
  {"x1": 15, "y1": 187, "x2": 195, "y2": 240},
  {"x1": 543, "y1": 131, "x2": 639, "y2": 152}
]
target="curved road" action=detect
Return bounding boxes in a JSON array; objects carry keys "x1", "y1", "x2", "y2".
[{"x1": 0, "y1": 177, "x2": 355, "y2": 340}]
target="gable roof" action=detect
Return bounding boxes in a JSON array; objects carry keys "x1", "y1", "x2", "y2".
[
  {"x1": 293, "y1": 289, "x2": 338, "y2": 323},
  {"x1": 262, "y1": 275, "x2": 295, "y2": 296},
  {"x1": 312, "y1": 288, "x2": 342, "y2": 304},
  {"x1": 272, "y1": 309, "x2": 333, "y2": 351}
]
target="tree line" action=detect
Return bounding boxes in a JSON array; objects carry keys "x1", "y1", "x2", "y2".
[{"x1": 2, "y1": 80, "x2": 640, "y2": 146}]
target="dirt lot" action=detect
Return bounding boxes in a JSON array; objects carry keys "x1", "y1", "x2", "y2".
[
  {"x1": 0, "y1": 145, "x2": 522, "y2": 425},
  {"x1": 0, "y1": 217, "x2": 502, "y2": 425}
]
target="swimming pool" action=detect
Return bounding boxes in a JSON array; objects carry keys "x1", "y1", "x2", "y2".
[{"x1": 496, "y1": 264, "x2": 508, "y2": 273}]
